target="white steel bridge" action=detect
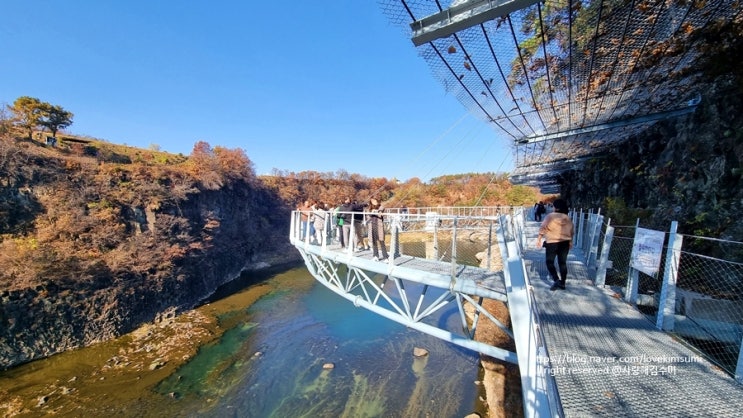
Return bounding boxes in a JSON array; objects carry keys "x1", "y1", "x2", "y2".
[{"x1": 290, "y1": 206, "x2": 743, "y2": 417}]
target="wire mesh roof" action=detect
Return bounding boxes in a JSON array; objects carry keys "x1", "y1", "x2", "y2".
[{"x1": 379, "y1": 0, "x2": 742, "y2": 190}]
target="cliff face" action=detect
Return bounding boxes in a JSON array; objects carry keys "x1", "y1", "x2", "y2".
[
  {"x1": 559, "y1": 75, "x2": 743, "y2": 241},
  {"x1": 0, "y1": 140, "x2": 300, "y2": 369},
  {"x1": 555, "y1": 16, "x2": 743, "y2": 240}
]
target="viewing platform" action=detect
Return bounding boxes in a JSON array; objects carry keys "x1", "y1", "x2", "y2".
[{"x1": 291, "y1": 207, "x2": 743, "y2": 416}]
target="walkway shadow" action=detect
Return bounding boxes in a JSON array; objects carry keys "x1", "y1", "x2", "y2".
[{"x1": 519, "y1": 219, "x2": 743, "y2": 417}]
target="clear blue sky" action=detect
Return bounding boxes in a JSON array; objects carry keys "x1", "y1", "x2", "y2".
[{"x1": 1, "y1": 1, "x2": 514, "y2": 181}]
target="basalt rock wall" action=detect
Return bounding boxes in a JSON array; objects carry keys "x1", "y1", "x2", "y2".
[
  {"x1": 0, "y1": 146, "x2": 301, "y2": 369},
  {"x1": 559, "y1": 75, "x2": 743, "y2": 240}
]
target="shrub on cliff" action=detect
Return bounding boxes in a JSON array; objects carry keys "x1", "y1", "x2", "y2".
[{"x1": 0, "y1": 135, "x2": 284, "y2": 293}]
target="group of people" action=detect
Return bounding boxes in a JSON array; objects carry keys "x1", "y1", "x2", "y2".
[
  {"x1": 296, "y1": 197, "x2": 389, "y2": 262},
  {"x1": 296, "y1": 200, "x2": 326, "y2": 244},
  {"x1": 299, "y1": 197, "x2": 575, "y2": 289}
]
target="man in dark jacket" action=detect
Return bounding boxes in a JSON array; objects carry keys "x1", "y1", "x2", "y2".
[
  {"x1": 338, "y1": 198, "x2": 354, "y2": 249},
  {"x1": 338, "y1": 198, "x2": 366, "y2": 251}
]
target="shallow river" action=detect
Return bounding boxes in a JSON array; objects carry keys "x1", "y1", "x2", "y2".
[{"x1": 0, "y1": 266, "x2": 487, "y2": 417}]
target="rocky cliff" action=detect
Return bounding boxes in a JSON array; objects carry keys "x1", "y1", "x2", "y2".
[
  {"x1": 559, "y1": 74, "x2": 743, "y2": 242},
  {"x1": 0, "y1": 140, "x2": 300, "y2": 369}
]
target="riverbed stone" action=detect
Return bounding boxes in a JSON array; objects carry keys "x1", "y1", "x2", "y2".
[
  {"x1": 413, "y1": 347, "x2": 429, "y2": 357},
  {"x1": 148, "y1": 358, "x2": 166, "y2": 370}
]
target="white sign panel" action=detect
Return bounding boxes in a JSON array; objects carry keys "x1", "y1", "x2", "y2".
[
  {"x1": 425, "y1": 212, "x2": 438, "y2": 232},
  {"x1": 630, "y1": 227, "x2": 666, "y2": 276}
]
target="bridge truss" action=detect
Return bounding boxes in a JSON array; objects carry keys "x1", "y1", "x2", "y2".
[
  {"x1": 292, "y1": 207, "x2": 560, "y2": 415},
  {"x1": 291, "y1": 209, "x2": 528, "y2": 364}
]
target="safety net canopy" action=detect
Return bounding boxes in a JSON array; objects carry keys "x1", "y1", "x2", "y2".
[{"x1": 379, "y1": 0, "x2": 741, "y2": 192}]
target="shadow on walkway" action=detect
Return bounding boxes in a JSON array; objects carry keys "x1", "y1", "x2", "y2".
[{"x1": 521, "y1": 220, "x2": 743, "y2": 417}]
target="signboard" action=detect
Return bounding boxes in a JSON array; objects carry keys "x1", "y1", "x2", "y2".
[
  {"x1": 425, "y1": 212, "x2": 438, "y2": 232},
  {"x1": 630, "y1": 227, "x2": 666, "y2": 276}
]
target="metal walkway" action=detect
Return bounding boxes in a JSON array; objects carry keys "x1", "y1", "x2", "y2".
[
  {"x1": 292, "y1": 223, "x2": 517, "y2": 363},
  {"x1": 291, "y1": 209, "x2": 743, "y2": 417},
  {"x1": 519, "y1": 221, "x2": 743, "y2": 417}
]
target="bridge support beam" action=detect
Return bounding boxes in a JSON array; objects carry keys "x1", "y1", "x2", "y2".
[
  {"x1": 293, "y1": 236, "x2": 518, "y2": 364},
  {"x1": 410, "y1": 0, "x2": 541, "y2": 46}
]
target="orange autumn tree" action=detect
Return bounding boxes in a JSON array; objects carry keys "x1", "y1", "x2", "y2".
[{"x1": 187, "y1": 141, "x2": 255, "y2": 189}]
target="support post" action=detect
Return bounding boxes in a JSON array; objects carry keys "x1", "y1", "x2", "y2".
[
  {"x1": 391, "y1": 219, "x2": 400, "y2": 258},
  {"x1": 450, "y1": 217, "x2": 458, "y2": 286},
  {"x1": 518, "y1": 209, "x2": 527, "y2": 251},
  {"x1": 575, "y1": 208, "x2": 585, "y2": 250},
  {"x1": 656, "y1": 221, "x2": 682, "y2": 331},
  {"x1": 595, "y1": 219, "x2": 613, "y2": 287},
  {"x1": 587, "y1": 211, "x2": 602, "y2": 268},
  {"x1": 736, "y1": 336, "x2": 743, "y2": 384},
  {"x1": 625, "y1": 218, "x2": 641, "y2": 304},
  {"x1": 433, "y1": 217, "x2": 439, "y2": 260},
  {"x1": 304, "y1": 211, "x2": 311, "y2": 247},
  {"x1": 348, "y1": 216, "x2": 356, "y2": 255},
  {"x1": 487, "y1": 222, "x2": 493, "y2": 270},
  {"x1": 626, "y1": 269, "x2": 639, "y2": 304},
  {"x1": 290, "y1": 210, "x2": 297, "y2": 242}
]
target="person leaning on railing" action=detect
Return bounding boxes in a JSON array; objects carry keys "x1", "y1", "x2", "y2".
[{"x1": 536, "y1": 198, "x2": 574, "y2": 291}]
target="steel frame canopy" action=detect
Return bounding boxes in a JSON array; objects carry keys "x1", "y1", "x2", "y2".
[
  {"x1": 410, "y1": 0, "x2": 542, "y2": 45},
  {"x1": 379, "y1": 0, "x2": 741, "y2": 191}
]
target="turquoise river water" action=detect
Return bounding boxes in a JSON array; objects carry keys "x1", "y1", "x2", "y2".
[{"x1": 0, "y1": 266, "x2": 487, "y2": 417}]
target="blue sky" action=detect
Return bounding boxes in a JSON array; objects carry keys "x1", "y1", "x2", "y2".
[{"x1": 1, "y1": 1, "x2": 514, "y2": 181}]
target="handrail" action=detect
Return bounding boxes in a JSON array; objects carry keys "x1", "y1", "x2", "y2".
[
  {"x1": 289, "y1": 208, "x2": 520, "y2": 364},
  {"x1": 497, "y1": 209, "x2": 561, "y2": 417}
]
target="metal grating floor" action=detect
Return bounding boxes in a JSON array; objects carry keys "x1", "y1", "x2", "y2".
[
  {"x1": 309, "y1": 232, "x2": 743, "y2": 415},
  {"x1": 320, "y1": 242, "x2": 508, "y2": 296},
  {"x1": 523, "y1": 246, "x2": 743, "y2": 417}
]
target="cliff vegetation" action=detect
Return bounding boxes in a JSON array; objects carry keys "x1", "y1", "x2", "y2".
[
  {"x1": 0, "y1": 117, "x2": 543, "y2": 369},
  {"x1": 0, "y1": 132, "x2": 297, "y2": 368}
]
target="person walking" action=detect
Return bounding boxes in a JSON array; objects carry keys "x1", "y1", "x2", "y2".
[
  {"x1": 367, "y1": 199, "x2": 388, "y2": 261},
  {"x1": 535, "y1": 199, "x2": 574, "y2": 291},
  {"x1": 535, "y1": 201, "x2": 546, "y2": 221}
]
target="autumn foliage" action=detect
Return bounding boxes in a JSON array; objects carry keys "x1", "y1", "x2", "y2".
[
  {"x1": 0, "y1": 129, "x2": 543, "y2": 293},
  {"x1": 0, "y1": 134, "x2": 273, "y2": 292},
  {"x1": 261, "y1": 170, "x2": 542, "y2": 209}
]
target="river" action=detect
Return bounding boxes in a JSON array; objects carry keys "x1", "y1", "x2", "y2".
[{"x1": 0, "y1": 266, "x2": 487, "y2": 417}]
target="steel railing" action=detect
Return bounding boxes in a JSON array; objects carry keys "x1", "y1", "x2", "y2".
[{"x1": 292, "y1": 205, "x2": 743, "y2": 390}]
